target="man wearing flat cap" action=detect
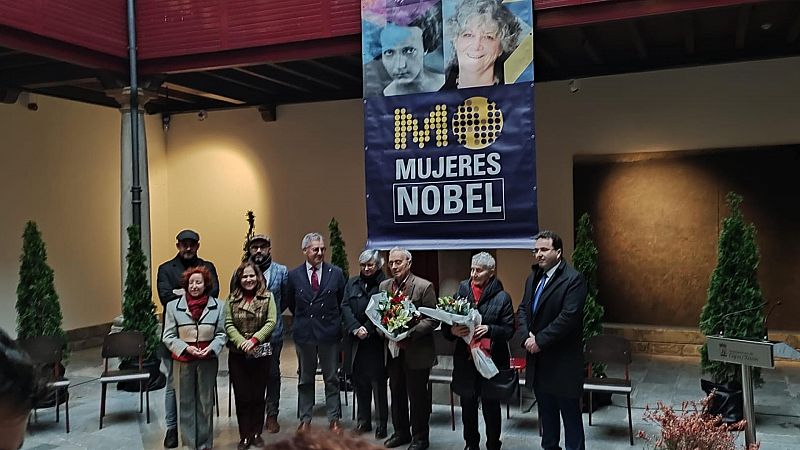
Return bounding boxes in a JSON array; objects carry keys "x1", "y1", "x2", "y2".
[
  {"x1": 156, "y1": 229, "x2": 220, "y2": 448},
  {"x1": 229, "y1": 233, "x2": 288, "y2": 433}
]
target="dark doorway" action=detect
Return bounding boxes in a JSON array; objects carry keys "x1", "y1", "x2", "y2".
[{"x1": 574, "y1": 146, "x2": 800, "y2": 331}]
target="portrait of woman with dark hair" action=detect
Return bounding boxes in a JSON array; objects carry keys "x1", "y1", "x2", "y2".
[{"x1": 363, "y1": 0, "x2": 446, "y2": 97}]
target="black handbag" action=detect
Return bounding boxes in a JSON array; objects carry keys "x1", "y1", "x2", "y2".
[{"x1": 481, "y1": 368, "x2": 519, "y2": 401}]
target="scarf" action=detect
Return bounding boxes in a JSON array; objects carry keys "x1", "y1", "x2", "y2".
[
  {"x1": 360, "y1": 270, "x2": 382, "y2": 292},
  {"x1": 187, "y1": 294, "x2": 209, "y2": 321}
]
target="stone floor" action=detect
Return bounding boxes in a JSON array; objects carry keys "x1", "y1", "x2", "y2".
[{"x1": 21, "y1": 339, "x2": 800, "y2": 450}]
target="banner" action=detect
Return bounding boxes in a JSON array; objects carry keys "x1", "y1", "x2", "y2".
[{"x1": 362, "y1": 0, "x2": 537, "y2": 249}]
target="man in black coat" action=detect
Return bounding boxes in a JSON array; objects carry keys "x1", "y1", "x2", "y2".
[
  {"x1": 155, "y1": 229, "x2": 219, "y2": 449},
  {"x1": 517, "y1": 230, "x2": 587, "y2": 450},
  {"x1": 285, "y1": 232, "x2": 347, "y2": 434}
]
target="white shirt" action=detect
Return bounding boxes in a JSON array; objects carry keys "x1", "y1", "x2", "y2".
[
  {"x1": 539, "y1": 261, "x2": 560, "y2": 290},
  {"x1": 305, "y1": 261, "x2": 322, "y2": 286}
]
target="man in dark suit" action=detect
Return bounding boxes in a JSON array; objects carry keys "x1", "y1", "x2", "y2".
[
  {"x1": 379, "y1": 247, "x2": 438, "y2": 450},
  {"x1": 517, "y1": 230, "x2": 587, "y2": 450},
  {"x1": 285, "y1": 232, "x2": 347, "y2": 434}
]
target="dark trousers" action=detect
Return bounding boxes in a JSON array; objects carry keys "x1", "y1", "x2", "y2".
[
  {"x1": 534, "y1": 389, "x2": 585, "y2": 450},
  {"x1": 296, "y1": 341, "x2": 341, "y2": 423},
  {"x1": 265, "y1": 340, "x2": 283, "y2": 418},
  {"x1": 461, "y1": 395, "x2": 502, "y2": 450},
  {"x1": 228, "y1": 351, "x2": 270, "y2": 439},
  {"x1": 387, "y1": 352, "x2": 431, "y2": 441},
  {"x1": 354, "y1": 375, "x2": 388, "y2": 428}
]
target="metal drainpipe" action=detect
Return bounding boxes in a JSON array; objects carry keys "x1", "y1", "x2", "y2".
[{"x1": 127, "y1": 0, "x2": 141, "y2": 227}]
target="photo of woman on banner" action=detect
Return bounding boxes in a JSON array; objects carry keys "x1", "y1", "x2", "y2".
[
  {"x1": 442, "y1": 0, "x2": 530, "y2": 89},
  {"x1": 362, "y1": 0, "x2": 445, "y2": 97}
]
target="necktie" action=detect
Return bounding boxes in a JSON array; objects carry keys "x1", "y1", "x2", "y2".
[
  {"x1": 532, "y1": 273, "x2": 547, "y2": 313},
  {"x1": 311, "y1": 266, "x2": 320, "y2": 293}
]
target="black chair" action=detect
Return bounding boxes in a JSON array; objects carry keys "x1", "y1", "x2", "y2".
[
  {"x1": 430, "y1": 330, "x2": 456, "y2": 431},
  {"x1": 18, "y1": 335, "x2": 71, "y2": 433},
  {"x1": 583, "y1": 334, "x2": 634, "y2": 446},
  {"x1": 98, "y1": 331, "x2": 151, "y2": 429}
]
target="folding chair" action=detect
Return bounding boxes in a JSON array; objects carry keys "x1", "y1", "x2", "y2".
[
  {"x1": 583, "y1": 334, "x2": 634, "y2": 446},
  {"x1": 429, "y1": 330, "x2": 456, "y2": 431},
  {"x1": 18, "y1": 335, "x2": 71, "y2": 433},
  {"x1": 98, "y1": 331, "x2": 151, "y2": 429}
]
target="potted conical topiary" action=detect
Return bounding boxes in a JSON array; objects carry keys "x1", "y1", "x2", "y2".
[
  {"x1": 573, "y1": 213, "x2": 609, "y2": 412},
  {"x1": 699, "y1": 192, "x2": 765, "y2": 422},
  {"x1": 16, "y1": 221, "x2": 68, "y2": 407},
  {"x1": 239, "y1": 210, "x2": 256, "y2": 262},
  {"x1": 329, "y1": 217, "x2": 349, "y2": 278},
  {"x1": 119, "y1": 224, "x2": 165, "y2": 391}
]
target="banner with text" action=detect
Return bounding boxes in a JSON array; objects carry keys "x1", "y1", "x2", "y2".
[{"x1": 362, "y1": 0, "x2": 537, "y2": 249}]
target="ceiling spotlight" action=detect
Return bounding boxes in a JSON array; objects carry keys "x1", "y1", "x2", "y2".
[
  {"x1": 760, "y1": 23, "x2": 772, "y2": 31},
  {"x1": 568, "y1": 79, "x2": 581, "y2": 93},
  {"x1": 197, "y1": 110, "x2": 208, "y2": 121},
  {"x1": 162, "y1": 113, "x2": 171, "y2": 131}
]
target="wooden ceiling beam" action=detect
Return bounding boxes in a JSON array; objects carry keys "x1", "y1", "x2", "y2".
[
  {"x1": 627, "y1": 20, "x2": 648, "y2": 60},
  {"x1": 735, "y1": 5, "x2": 752, "y2": 49},
  {"x1": 684, "y1": 14, "x2": 695, "y2": 55}
]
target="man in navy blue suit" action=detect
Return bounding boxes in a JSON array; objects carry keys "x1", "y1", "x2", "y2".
[
  {"x1": 517, "y1": 230, "x2": 587, "y2": 450},
  {"x1": 285, "y1": 232, "x2": 347, "y2": 434}
]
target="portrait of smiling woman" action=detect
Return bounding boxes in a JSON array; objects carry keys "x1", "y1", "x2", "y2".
[{"x1": 444, "y1": 0, "x2": 522, "y2": 89}]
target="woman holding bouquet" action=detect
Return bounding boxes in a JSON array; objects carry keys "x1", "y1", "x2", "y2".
[
  {"x1": 444, "y1": 252, "x2": 515, "y2": 450},
  {"x1": 341, "y1": 249, "x2": 389, "y2": 439},
  {"x1": 226, "y1": 261, "x2": 277, "y2": 450}
]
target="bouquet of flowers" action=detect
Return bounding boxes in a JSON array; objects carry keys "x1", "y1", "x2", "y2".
[
  {"x1": 366, "y1": 290, "x2": 419, "y2": 357},
  {"x1": 419, "y1": 296, "x2": 499, "y2": 379},
  {"x1": 436, "y1": 296, "x2": 475, "y2": 315}
]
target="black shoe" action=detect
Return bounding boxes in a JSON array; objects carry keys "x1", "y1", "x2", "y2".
[
  {"x1": 353, "y1": 422, "x2": 372, "y2": 434},
  {"x1": 408, "y1": 439, "x2": 430, "y2": 450},
  {"x1": 237, "y1": 437, "x2": 251, "y2": 450},
  {"x1": 251, "y1": 435, "x2": 265, "y2": 448},
  {"x1": 464, "y1": 445, "x2": 480, "y2": 450},
  {"x1": 384, "y1": 434, "x2": 412, "y2": 448},
  {"x1": 163, "y1": 427, "x2": 178, "y2": 448},
  {"x1": 375, "y1": 425, "x2": 388, "y2": 440}
]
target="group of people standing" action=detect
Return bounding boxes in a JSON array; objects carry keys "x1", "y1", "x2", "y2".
[{"x1": 155, "y1": 228, "x2": 588, "y2": 450}]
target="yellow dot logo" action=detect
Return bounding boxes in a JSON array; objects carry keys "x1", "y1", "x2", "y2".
[{"x1": 451, "y1": 97, "x2": 503, "y2": 150}]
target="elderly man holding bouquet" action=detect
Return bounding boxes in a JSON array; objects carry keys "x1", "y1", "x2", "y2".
[
  {"x1": 443, "y1": 252, "x2": 515, "y2": 450},
  {"x1": 379, "y1": 247, "x2": 438, "y2": 450}
]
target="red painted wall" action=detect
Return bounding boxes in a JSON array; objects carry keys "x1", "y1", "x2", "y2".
[{"x1": 0, "y1": 0, "x2": 127, "y2": 57}]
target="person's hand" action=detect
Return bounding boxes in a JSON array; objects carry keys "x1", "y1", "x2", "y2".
[
  {"x1": 473, "y1": 325, "x2": 489, "y2": 339},
  {"x1": 172, "y1": 288, "x2": 185, "y2": 296},
  {"x1": 524, "y1": 333, "x2": 541, "y2": 354},
  {"x1": 240, "y1": 340, "x2": 256, "y2": 352},
  {"x1": 451, "y1": 324, "x2": 470, "y2": 337},
  {"x1": 184, "y1": 345, "x2": 200, "y2": 356},
  {"x1": 355, "y1": 326, "x2": 369, "y2": 340},
  {"x1": 197, "y1": 346, "x2": 213, "y2": 358}
]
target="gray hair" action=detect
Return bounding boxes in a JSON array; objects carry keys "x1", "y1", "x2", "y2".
[
  {"x1": 446, "y1": 0, "x2": 522, "y2": 68},
  {"x1": 301, "y1": 232, "x2": 325, "y2": 250},
  {"x1": 388, "y1": 247, "x2": 412, "y2": 262},
  {"x1": 471, "y1": 252, "x2": 496, "y2": 270},
  {"x1": 359, "y1": 249, "x2": 384, "y2": 268}
]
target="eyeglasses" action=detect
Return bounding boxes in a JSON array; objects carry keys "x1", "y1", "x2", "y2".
[
  {"x1": 249, "y1": 244, "x2": 270, "y2": 251},
  {"x1": 531, "y1": 247, "x2": 555, "y2": 254}
]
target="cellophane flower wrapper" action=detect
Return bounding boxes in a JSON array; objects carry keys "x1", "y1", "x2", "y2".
[
  {"x1": 418, "y1": 306, "x2": 499, "y2": 378},
  {"x1": 366, "y1": 292, "x2": 418, "y2": 357}
]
